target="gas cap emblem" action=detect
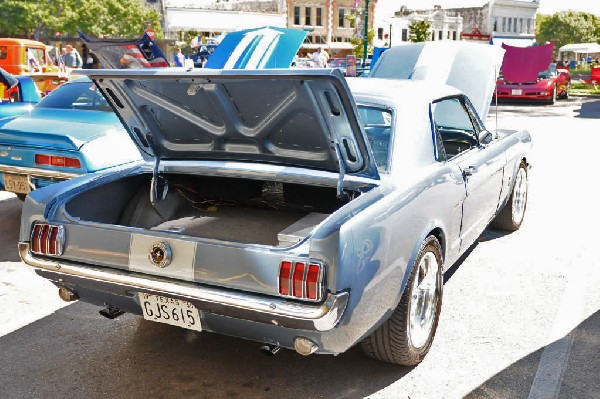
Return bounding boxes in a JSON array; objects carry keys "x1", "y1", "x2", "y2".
[{"x1": 148, "y1": 242, "x2": 172, "y2": 268}]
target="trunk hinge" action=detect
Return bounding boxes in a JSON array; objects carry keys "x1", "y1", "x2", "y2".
[
  {"x1": 147, "y1": 135, "x2": 169, "y2": 206},
  {"x1": 334, "y1": 142, "x2": 347, "y2": 200}
]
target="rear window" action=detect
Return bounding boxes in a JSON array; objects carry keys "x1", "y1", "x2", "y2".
[
  {"x1": 358, "y1": 105, "x2": 393, "y2": 172},
  {"x1": 37, "y1": 81, "x2": 112, "y2": 112}
]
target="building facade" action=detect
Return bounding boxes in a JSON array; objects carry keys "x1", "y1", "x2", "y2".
[
  {"x1": 374, "y1": 0, "x2": 539, "y2": 48},
  {"x1": 286, "y1": 0, "x2": 378, "y2": 58},
  {"x1": 375, "y1": 5, "x2": 463, "y2": 47}
]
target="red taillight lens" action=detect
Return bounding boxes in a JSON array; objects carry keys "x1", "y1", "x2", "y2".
[
  {"x1": 35, "y1": 154, "x2": 81, "y2": 168},
  {"x1": 31, "y1": 224, "x2": 42, "y2": 253},
  {"x1": 278, "y1": 260, "x2": 324, "y2": 301},
  {"x1": 30, "y1": 223, "x2": 64, "y2": 257},
  {"x1": 305, "y1": 263, "x2": 322, "y2": 300},
  {"x1": 292, "y1": 262, "x2": 306, "y2": 298},
  {"x1": 278, "y1": 261, "x2": 292, "y2": 296},
  {"x1": 34, "y1": 154, "x2": 50, "y2": 165}
]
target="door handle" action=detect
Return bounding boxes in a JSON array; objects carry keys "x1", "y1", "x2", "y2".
[{"x1": 463, "y1": 165, "x2": 477, "y2": 177}]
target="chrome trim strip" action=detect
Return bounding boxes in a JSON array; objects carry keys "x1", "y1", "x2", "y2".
[
  {"x1": 0, "y1": 165, "x2": 81, "y2": 180},
  {"x1": 19, "y1": 242, "x2": 348, "y2": 331}
]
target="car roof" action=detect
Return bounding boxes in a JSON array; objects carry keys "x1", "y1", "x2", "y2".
[{"x1": 347, "y1": 77, "x2": 462, "y2": 109}]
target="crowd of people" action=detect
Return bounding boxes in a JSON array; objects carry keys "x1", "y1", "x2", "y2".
[{"x1": 44, "y1": 43, "x2": 100, "y2": 70}]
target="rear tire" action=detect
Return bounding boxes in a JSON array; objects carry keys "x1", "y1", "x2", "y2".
[
  {"x1": 490, "y1": 162, "x2": 528, "y2": 231},
  {"x1": 360, "y1": 236, "x2": 443, "y2": 365}
]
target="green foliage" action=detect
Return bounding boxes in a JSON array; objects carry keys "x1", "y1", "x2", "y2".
[
  {"x1": 536, "y1": 11, "x2": 600, "y2": 50},
  {"x1": 409, "y1": 20, "x2": 431, "y2": 42},
  {"x1": 0, "y1": 0, "x2": 162, "y2": 40},
  {"x1": 349, "y1": 29, "x2": 375, "y2": 58}
]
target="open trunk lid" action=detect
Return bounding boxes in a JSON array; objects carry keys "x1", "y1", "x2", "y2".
[{"x1": 74, "y1": 68, "x2": 379, "y2": 180}]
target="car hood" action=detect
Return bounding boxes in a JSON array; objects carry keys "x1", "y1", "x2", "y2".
[
  {"x1": 73, "y1": 68, "x2": 379, "y2": 179},
  {"x1": 205, "y1": 27, "x2": 307, "y2": 69},
  {"x1": 79, "y1": 31, "x2": 169, "y2": 69},
  {"x1": 501, "y1": 43, "x2": 553, "y2": 83},
  {"x1": 0, "y1": 109, "x2": 124, "y2": 150},
  {"x1": 369, "y1": 41, "x2": 505, "y2": 120}
]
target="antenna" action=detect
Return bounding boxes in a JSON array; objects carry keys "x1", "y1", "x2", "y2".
[{"x1": 495, "y1": 65, "x2": 498, "y2": 135}]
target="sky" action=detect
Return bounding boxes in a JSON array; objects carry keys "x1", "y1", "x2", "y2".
[{"x1": 374, "y1": 0, "x2": 600, "y2": 19}]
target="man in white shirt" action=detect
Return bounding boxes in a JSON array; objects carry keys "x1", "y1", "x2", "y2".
[{"x1": 311, "y1": 47, "x2": 327, "y2": 68}]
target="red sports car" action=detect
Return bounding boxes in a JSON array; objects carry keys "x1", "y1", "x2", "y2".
[{"x1": 495, "y1": 64, "x2": 571, "y2": 104}]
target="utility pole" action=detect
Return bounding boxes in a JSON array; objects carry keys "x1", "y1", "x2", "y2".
[{"x1": 363, "y1": 0, "x2": 369, "y2": 61}]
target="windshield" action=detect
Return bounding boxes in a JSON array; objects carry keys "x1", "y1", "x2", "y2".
[
  {"x1": 358, "y1": 105, "x2": 393, "y2": 172},
  {"x1": 37, "y1": 81, "x2": 112, "y2": 112}
]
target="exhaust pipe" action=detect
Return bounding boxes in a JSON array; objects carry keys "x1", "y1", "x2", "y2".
[
  {"x1": 99, "y1": 306, "x2": 125, "y2": 319},
  {"x1": 259, "y1": 344, "x2": 281, "y2": 356}
]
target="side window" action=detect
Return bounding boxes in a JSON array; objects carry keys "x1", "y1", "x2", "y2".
[{"x1": 432, "y1": 97, "x2": 478, "y2": 160}]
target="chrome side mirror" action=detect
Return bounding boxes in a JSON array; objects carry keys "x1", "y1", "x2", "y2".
[{"x1": 478, "y1": 130, "x2": 493, "y2": 145}]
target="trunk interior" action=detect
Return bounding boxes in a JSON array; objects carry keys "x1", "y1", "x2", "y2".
[{"x1": 65, "y1": 173, "x2": 354, "y2": 246}]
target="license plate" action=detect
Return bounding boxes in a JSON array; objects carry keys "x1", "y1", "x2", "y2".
[
  {"x1": 139, "y1": 293, "x2": 202, "y2": 331},
  {"x1": 511, "y1": 89, "x2": 523, "y2": 96},
  {"x1": 3, "y1": 173, "x2": 31, "y2": 194}
]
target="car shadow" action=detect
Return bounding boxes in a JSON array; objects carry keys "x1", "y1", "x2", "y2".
[
  {"x1": 444, "y1": 228, "x2": 509, "y2": 284},
  {"x1": 574, "y1": 98, "x2": 600, "y2": 119},
  {"x1": 0, "y1": 195, "x2": 23, "y2": 262},
  {"x1": 465, "y1": 310, "x2": 600, "y2": 398},
  {"x1": 0, "y1": 301, "x2": 412, "y2": 399}
]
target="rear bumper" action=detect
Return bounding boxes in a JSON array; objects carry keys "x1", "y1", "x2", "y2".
[
  {"x1": 18, "y1": 242, "x2": 348, "y2": 332},
  {"x1": 0, "y1": 164, "x2": 81, "y2": 180}
]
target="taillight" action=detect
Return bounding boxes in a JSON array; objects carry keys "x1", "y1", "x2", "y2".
[
  {"x1": 30, "y1": 222, "x2": 64, "y2": 256},
  {"x1": 278, "y1": 260, "x2": 324, "y2": 302},
  {"x1": 35, "y1": 154, "x2": 81, "y2": 168}
]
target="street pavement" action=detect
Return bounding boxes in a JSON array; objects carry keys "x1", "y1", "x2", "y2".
[{"x1": 0, "y1": 97, "x2": 598, "y2": 398}]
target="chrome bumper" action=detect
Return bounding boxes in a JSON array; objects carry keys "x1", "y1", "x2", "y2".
[
  {"x1": 0, "y1": 165, "x2": 81, "y2": 180},
  {"x1": 18, "y1": 242, "x2": 348, "y2": 332}
]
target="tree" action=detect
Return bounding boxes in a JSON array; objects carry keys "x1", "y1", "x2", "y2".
[
  {"x1": 0, "y1": 0, "x2": 162, "y2": 40},
  {"x1": 409, "y1": 20, "x2": 431, "y2": 42},
  {"x1": 536, "y1": 11, "x2": 600, "y2": 50},
  {"x1": 349, "y1": 29, "x2": 375, "y2": 58}
]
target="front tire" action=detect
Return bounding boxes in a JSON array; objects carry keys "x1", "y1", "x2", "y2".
[
  {"x1": 491, "y1": 162, "x2": 528, "y2": 231},
  {"x1": 547, "y1": 86, "x2": 557, "y2": 105},
  {"x1": 360, "y1": 236, "x2": 443, "y2": 365}
]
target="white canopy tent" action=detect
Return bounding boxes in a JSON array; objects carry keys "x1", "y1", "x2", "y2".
[{"x1": 558, "y1": 43, "x2": 600, "y2": 53}]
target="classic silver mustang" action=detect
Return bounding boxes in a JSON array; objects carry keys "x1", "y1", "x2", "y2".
[{"x1": 19, "y1": 43, "x2": 531, "y2": 365}]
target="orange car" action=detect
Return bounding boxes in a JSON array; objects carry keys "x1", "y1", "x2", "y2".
[{"x1": 0, "y1": 38, "x2": 66, "y2": 98}]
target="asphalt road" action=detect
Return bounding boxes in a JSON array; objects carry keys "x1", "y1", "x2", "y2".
[{"x1": 0, "y1": 96, "x2": 598, "y2": 399}]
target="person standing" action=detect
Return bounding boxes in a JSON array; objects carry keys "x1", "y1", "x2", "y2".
[
  {"x1": 174, "y1": 47, "x2": 185, "y2": 67},
  {"x1": 311, "y1": 47, "x2": 327, "y2": 68},
  {"x1": 63, "y1": 45, "x2": 83, "y2": 68}
]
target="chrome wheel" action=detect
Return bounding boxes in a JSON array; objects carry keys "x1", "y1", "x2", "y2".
[
  {"x1": 408, "y1": 251, "x2": 439, "y2": 349},
  {"x1": 511, "y1": 167, "x2": 527, "y2": 225}
]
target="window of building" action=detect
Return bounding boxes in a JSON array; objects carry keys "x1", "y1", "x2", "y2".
[
  {"x1": 513, "y1": 18, "x2": 517, "y2": 32},
  {"x1": 502, "y1": 17, "x2": 506, "y2": 32},
  {"x1": 335, "y1": 36, "x2": 343, "y2": 42},
  {"x1": 453, "y1": 31, "x2": 457, "y2": 40},
  {"x1": 402, "y1": 28, "x2": 408, "y2": 42},
  {"x1": 339, "y1": 8, "x2": 345, "y2": 28},
  {"x1": 439, "y1": 30, "x2": 443, "y2": 40},
  {"x1": 316, "y1": 8, "x2": 323, "y2": 26},
  {"x1": 305, "y1": 7, "x2": 312, "y2": 25},
  {"x1": 431, "y1": 31, "x2": 436, "y2": 41},
  {"x1": 294, "y1": 6, "x2": 300, "y2": 25},
  {"x1": 493, "y1": 18, "x2": 498, "y2": 32},
  {"x1": 519, "y1": 18, "x2": 523, "y2": 33},
  {"x1": 377, "y1": 28, "x2": 384, "y2": 40},
  {"x1": 447, "y1": 31, "x2": 451, "y2": 39}
]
